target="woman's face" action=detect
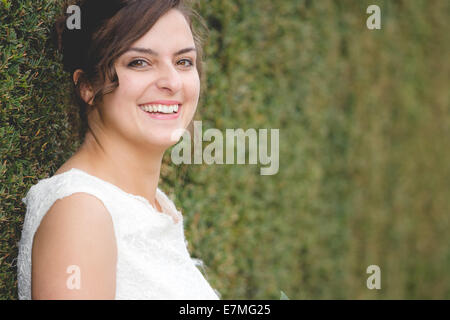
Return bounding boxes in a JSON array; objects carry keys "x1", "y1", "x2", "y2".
[{"x1": 97, "y1": 8, "x2": 200, "y2": 150}]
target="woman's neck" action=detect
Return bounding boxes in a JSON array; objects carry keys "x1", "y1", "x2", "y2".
[{"x1": 67, "y1": 129, "x2": 165, "y2": 210}]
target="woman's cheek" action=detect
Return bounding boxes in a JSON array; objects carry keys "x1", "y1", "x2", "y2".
[
  {"x1": 186, "y1": 72, "x2": 200, "y2": 102},
  {"x1": 119, "y1": 72, "x2": 144, "y2": 97}
]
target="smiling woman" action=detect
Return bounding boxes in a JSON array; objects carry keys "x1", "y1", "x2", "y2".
[{"x1": 16, "y1": 0, "x2": 219, "y2": 300}]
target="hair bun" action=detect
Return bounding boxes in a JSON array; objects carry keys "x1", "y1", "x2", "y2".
[{"x1": 52, "y1": 0, "x2": 129, "y2": 73}]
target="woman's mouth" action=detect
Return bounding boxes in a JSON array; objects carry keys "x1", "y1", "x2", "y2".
[{"x1": 138, "y1": 103, "x2": 182, "y2": 120}]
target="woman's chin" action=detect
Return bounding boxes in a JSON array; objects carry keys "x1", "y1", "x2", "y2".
[{"x1": 143, "y1": 133, "x2": 184, "y2": 150}]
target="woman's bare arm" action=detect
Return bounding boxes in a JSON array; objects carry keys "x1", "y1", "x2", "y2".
[{"x1": 31, "y1": 193, "x2": 117, "y2": 299}]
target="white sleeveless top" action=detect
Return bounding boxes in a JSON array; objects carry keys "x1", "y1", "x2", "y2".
[{"x1": 17, "y1": 168, "x2": 220, "y2": 300}]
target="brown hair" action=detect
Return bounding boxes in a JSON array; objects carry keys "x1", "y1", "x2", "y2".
[{"x1": 53, "y1": 0, "x2": 208, "y2": 138}]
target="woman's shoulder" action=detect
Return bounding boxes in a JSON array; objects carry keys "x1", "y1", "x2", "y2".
[
  {"x1": 30, "y1": 188, "x2": 117, "y2": 299},
  {"x1": 22, "y1": 154, "x2": 91, "y2": 200},
  {"x1": 53, "y1": 155, "x2": 92, "y2": 176},
  {"x1": 23, "y1": 167, "x2": 93, "y2": 203},
  {"x1": 22, "y1": 161, "x2": 117, "y2": 221},
  {"x1": 18, "y1": 169, "x2": 118, "y2": 300}
]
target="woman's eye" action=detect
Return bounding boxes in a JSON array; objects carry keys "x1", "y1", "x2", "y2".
[
  {"x1": 128, "y1": 59, "x2": 149, "y2": 68},
  {"x1": 177, "y1": 59, "x2": 194, "y2": 68}
]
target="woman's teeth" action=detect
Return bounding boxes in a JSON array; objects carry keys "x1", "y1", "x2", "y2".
[{"x1": 139, "y1": 104, "x2": 179, "y2": 114}]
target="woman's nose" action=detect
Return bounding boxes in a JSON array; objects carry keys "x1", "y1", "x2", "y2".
[{"x1": 155, "y1": 63, "x2": 182, "y2": 93}]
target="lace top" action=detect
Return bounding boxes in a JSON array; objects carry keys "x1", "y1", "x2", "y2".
[{"x1": 17, "y1": 168, "x2": 220, "y2": 300}]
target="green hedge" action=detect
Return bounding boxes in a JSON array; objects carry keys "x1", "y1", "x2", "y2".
[{"x1": 1, "y1": 0, "x2": 449, "y2": 299}]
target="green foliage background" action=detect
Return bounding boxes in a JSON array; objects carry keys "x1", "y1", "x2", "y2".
[{"x1": 1, "y1": 0, "x2": 449, "y2": 299}]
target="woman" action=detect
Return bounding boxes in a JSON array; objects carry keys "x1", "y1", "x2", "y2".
[{"x1": 17, "y1": 0, "x2": 220, "y2": 300}]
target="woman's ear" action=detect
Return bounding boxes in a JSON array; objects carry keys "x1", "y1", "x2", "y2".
[{"x1": 73, "y1": 69, "x2": 94, "y2": 105}]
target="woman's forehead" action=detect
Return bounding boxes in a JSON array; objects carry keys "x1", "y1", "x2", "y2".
[{"x1": 130, "y1": 9, "x2": 194, "y2": 48}]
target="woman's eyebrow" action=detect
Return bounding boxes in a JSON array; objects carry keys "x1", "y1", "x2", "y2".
[{"x1": 126, "y1": 47, "x2": 197, "y2": 56}]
